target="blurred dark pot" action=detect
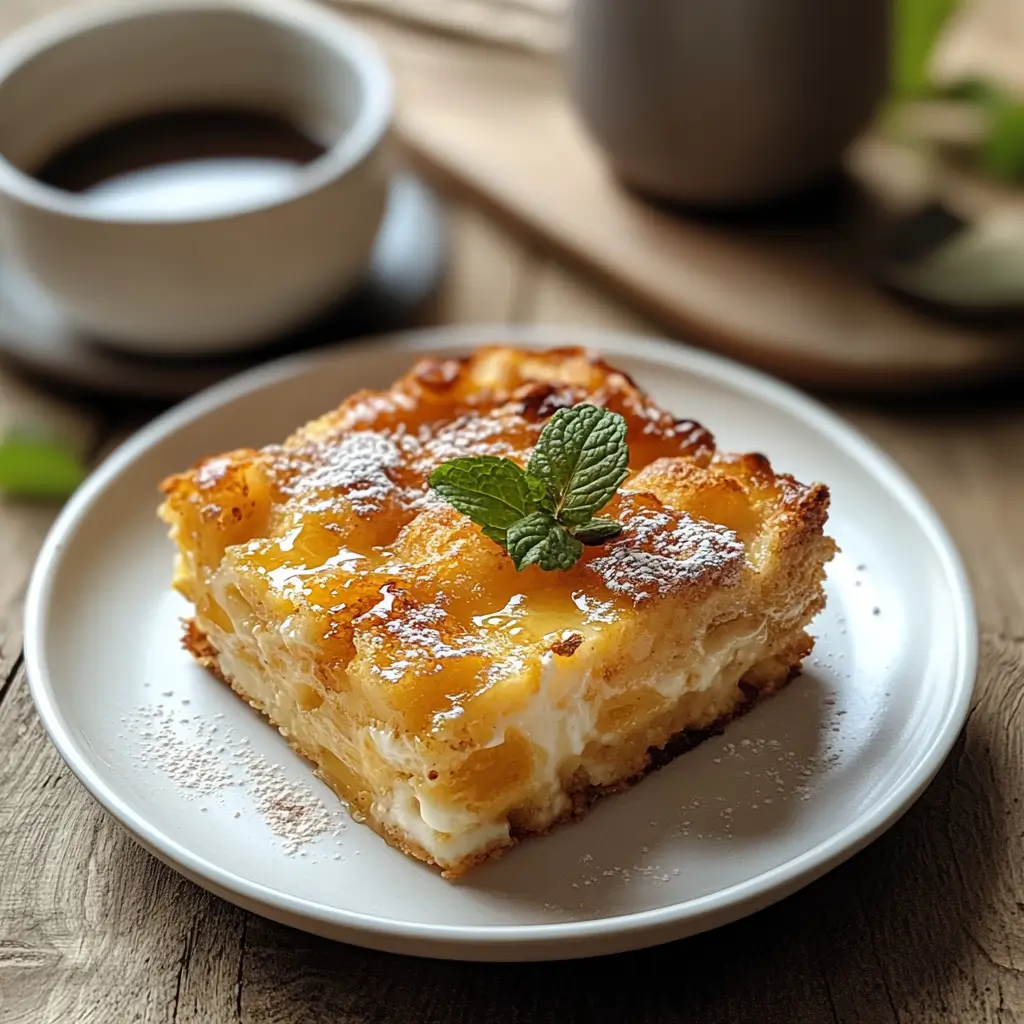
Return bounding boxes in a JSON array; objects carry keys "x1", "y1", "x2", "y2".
[{"x1": 567, "y1": 0, "x2": 891, "y2": 208}]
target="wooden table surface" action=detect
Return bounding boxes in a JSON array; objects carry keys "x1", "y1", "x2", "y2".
[{"x1": 1, "y1": 8, "x2": 1023, "y2": 1024}]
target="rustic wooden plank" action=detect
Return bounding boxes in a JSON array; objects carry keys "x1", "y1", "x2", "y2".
[
  {"x1": 0, "y1": 670, "x2": 253, "y2": 1024},
  {"x1": 529, "y1": 257, "x2": 664, "y2": 335},
  {"x1": 0, "y1": 389, "x2": 171, "y2": 1023},
  {"x1": 0, "y1": 668, "x2": 181, "y2": 1023},
  {"x1": 236, "y1": 895, "x2": 842, "y2": 1024},
  {"x1": 837, "y1": 399, "x2": 1024, "y2": 1023},
  {"x1": 433, "y1": 202, "x2": 533, "y2": 325},
  {"x1": 170, "y1": 900, "x2": 249, "y2": 1024},
  {"x1": 330, "y1": 0, "x2": 565, "y2": 53},
  {"x1": 844, "y1": 401, "x2": 1024, "y2": 627},
  {"x1": 0, "y1": 501, "x2": 62, "y2": 691}
]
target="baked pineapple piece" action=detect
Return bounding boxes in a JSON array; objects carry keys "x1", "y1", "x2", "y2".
[{"x1": 159, "y1": 346, "x2": 835, "y2": 877}]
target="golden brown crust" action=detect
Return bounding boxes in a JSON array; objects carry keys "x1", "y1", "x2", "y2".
[{"x1": 181, "y1": 618, "x2": 222, "y2": 675}]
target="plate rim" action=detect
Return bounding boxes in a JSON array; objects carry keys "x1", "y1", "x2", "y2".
[{"x1": 24, "y1": 325, "x2": 978, "y2": 959}]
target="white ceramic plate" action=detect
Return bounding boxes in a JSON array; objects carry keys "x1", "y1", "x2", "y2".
[{"x1": 25, "y1": 326, "x2": 976, "y2": 961}]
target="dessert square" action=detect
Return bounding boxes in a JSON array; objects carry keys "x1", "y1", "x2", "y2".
[{"x1": 159, "y1": 346, "x2": 835, "y2": 876}]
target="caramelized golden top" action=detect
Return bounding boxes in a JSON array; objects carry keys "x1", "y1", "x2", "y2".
[{"x1": 161, "y1": 346, "x2": 828, "y2": 734}]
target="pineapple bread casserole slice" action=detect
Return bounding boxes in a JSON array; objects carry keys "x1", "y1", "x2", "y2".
[{"x1": 159, "y1": 346, "x2": 836, "y2": 877}]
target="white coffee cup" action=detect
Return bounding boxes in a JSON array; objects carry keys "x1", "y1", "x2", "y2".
[{"x1": 0, "y1": 0, "x2": 393, "y2": 356}]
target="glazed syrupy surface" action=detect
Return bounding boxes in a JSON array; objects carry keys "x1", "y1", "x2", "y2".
[{"x1": 162, "y1": 347, "x2": 797, "y2": 734}]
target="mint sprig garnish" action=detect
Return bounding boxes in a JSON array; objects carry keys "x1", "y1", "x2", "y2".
[
  {"x1": 507, "y1": 511, "x2": 583, "y2": 572},
  {"x1": 569, "y1": 517, "x2": 623, "y2": 544},
  {"x1": 428, "y1": 403, "x2": 628, "y2": 571},
  {"x1": 427, "y1": 455, "x2": 543, "y2": 540}
]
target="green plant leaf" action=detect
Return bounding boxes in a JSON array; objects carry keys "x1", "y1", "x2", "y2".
[
  {"x1": 481, "y1": 525, "x2": 508, "y2": 547},
  {"x1": 893, "y1": 0, "x2": 960, "y2": 99},
  {"x1": 570, "y1": 517, "x2": 623, "y2": 545},
  {"x1": 981, "y1": 87, "x2": 1024, "y2": 182},
  {"x1": 527, "y1": 404, "x2": 629, "y2": 526},
  {"x1": 506, "y1": 511, "x2": 583, "y2": 572},
  {"x1": 0, "y1": 433, "x2": 86, "y2": 501},
  {"x1": 428, "y1": 456, "x2": 540, "y2": 532},
  {"x1": 524, "y1": 472, "x2": 548, "y2": 506}
]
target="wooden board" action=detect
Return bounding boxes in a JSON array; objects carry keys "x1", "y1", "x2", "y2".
[
  {"x1": 334, "y1": 0, "x2": 566, "y2": 52},
  {"x1": 357, "y1": 16, "x2": 1024, "y2": 394}
]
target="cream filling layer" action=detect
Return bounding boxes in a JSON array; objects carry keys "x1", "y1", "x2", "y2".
[
  {"x1": 202, "y1": 578, "x2": 773, "y2": 869},
  {"x1": 366, "y1": 617, "x2": 771, "y2": 866}
]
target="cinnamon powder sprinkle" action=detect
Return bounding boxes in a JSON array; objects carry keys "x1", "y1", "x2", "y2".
[{"x1": 124, "y1": 703, "x2": 345, "y2": 855}]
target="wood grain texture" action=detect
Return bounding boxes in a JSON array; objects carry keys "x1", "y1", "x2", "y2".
[
  {"x1": 433, "y1": 203, "x2": 535, "y2": 325},
  {"x1": 0, "y1": 4, "x2": 1021, "y2": 1021},
  {"x1": 0, "y1": 374, "x2": 104, "y2": 698},
  {"x1": 331, "y1": 0, "x2": 566, "y2": 53}
]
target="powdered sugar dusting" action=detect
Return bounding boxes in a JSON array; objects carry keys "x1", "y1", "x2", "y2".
[
  {"x1": 589, "y1": 508, "x2": 744, "y2": 603},
  {"x1": 419, "y1": 411, "x2": 527, "y2": 464},
  {"x1": 247, "y1": 756, "x2": 342, "y2": 854},
  {"x1": 123, "y1": 703, "x2": 345, "y2": 856},
  {"x1": 128, "y1": 704, "x2": 238, "y2": 795},
  {"x1": 279, "y1": 409, "x2": 540, "y2": 520},
  {"x1": 370, "y1": 603, "x2": 488, "y2": 682},
  {"x1": 300, "y1": 431, "x2": 402, "y2": 515}
]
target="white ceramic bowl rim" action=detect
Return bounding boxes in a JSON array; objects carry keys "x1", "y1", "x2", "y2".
[
  {"x1": 0, "y1": 0, "x2": 393, "y2": 225},
  {"x1": 24, "y1": 326, "x2": 978, "y2": 955}
]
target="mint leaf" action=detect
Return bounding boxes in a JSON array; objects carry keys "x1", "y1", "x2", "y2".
[
  {"x1": 506, "y1": 511, "x2": 583, "y2": 572},
  {"x1": 428, "y1": 402, "x2": 631, "y2": 571},
  {"x1": 527, "y1": 404, "x2": 629, "y2": 526},
  {"x1": 428, "y1": 456, "x2": 540, "y2": 532},
  {"x1": 571, "y1": 517, "x2": 623, "y2": 545},
  {"x1": 0, "y1": 433, "x2": 86, "y2": 501},
  {"x1": 481, "y1": 525, "x2": 508, "y2": 547},
  {"x1": 524, "y1": 472, "x2": 548, "y2": 506}
]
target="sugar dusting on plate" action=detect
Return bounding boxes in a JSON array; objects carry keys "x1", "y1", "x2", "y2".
[
  {"x1": 548, "y1": 637, "x2": 857, "y2": 914},
  {"x1": 121, "y1": 702, "x2": 346, "y2": 855}
]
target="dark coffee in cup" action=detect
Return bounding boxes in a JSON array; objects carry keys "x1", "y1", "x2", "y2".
[{"x1": 32, "y1": 107, "x2": 325, "y2": 218}]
